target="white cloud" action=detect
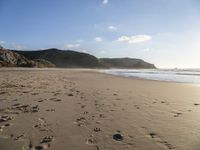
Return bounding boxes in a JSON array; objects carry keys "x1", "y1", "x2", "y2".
[
  {"x1": 39, "y1": 48, "x2": 46, "y2": 50},
  {"x1": 143, "y1": 48, "x2": 150, "y2": 52},
  {"x1": 108, "y1": 26, "x2": 117, "y2": 31},
  {"x1": 99, "y1": 50, "x2": 106, "y2": 54},
  {"x1": 117, "y1": 35, "x2": 152, "y2": 44},
  {"x1": 0, "y1": 40, "x2": 6, "y2": 45},
  {"x1": 102, "y1": 0, "x2": 109, "y2": 4},
  {"x1": 81, "y1": 50, "x2": 88, "y2": 53},
  {"x1": 11, "y1": 43, "x2": 26, "y2": 49},
  {"x1": 94, "y1": 37, "x2": 103, "y2": 42},
  {"x1": 64, "y1": 43, "x2": 80, "y2": 49},
  {"x1": 0, "y1": 41, "x2": 27, "y2": 49},
  {"x1": 76, "y1": 40, "x2": 84, "y2": 43}
]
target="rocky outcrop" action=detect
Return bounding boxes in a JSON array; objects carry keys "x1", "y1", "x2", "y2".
[
  {"x1": 0, "y1": 46, "x2": 32, "y2": 67},
  {"x1": 0, "y1": 47, "x2": 55, "y2": 67}
]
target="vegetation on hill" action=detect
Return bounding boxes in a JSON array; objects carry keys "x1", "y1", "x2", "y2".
[
  {"x1": 100, "y1": 58, "x2": 156, "y2": 69},
  {"x1": 0, "y1": 46, "x2": 156, "y2": 69},
  {"x1": 15, "y1": 49, "x2": 105, "y2": 68}
]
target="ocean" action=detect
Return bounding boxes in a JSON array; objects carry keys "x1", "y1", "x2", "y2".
[{"x1": 100, "y1": 69, "x2": 200, "y2": 84}]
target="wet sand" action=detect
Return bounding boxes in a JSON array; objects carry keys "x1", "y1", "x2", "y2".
[{"x1": 0, "y1": 68, "x2": 200, "y2": 150}]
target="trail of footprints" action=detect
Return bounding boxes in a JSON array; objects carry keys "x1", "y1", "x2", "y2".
[
  {"x1": 0, "y1": 75, "x2": 97, "y2": 149},
  {"x1": 0, "y1": 108, "x2": 54, "y2": 150},
  {"x1": 0, "y1": 76, "x2": 79, "y2": 150},
  {"x1": 73, "y1": 89, "x2": 136, "y2": 149},
  {"x1": 148, "y1": 132, "x2": 175, "y2": 149},
  {"x1": 1, "y1": 74, "x2": 199, "y2": 150}
]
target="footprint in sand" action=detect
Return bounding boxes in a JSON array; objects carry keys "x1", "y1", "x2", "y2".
[
  {"x1": 11, "y1": 104, "x2": 39, "y2": 113},
  {"x1": 86, "y1": 135, "x2": 98, "y2": 145},
  {"x1": 81, "y1": 105, "x2": 86, "y2": 109},
  {"x1": 27, "y1": 131, "x2": 54, "y2": 149},
  {"x1": 134, "y1": 105, "x2": 140, "y2": 109},
  {"x1": 194, "y1": 103, "x2": 200, "y2": 106},
  {"x1": 0, "y1": 115, "x2": 14, "y2": 122},
  {"x1": 83, "y1": 111, "x2": 89, "y2": 115},
  {"x1": 113, "y1": 133, "x2": 124, "y2": 141},
  {"x1": 54, "y1": 99, "x2": 62, "y2": 102},
  {"x1": 45, "y1": 109, "x2": 55, "y2": 112},
  {"x1": 33, "y1": 144, "x2": 49, "y2": 150},
  {"x1": 38, "y1": 100, "x2": 44, "y2": 103},
  {"x1": 148, "y1": 132, "x2": 175, "y2": 149},
  {"x1": 113, "y1": 93, "x2": 118, "y2": 96},
  {"x1": 93, "y1": 127, "x2": 101, "y2": 132},
  {"x1": 40, "y1": 135, "x2": 54, "y2": 143},
  {"x1": 12, "y1": 103, "x2": 21, "y2": 106},
  {"x1": 32, "y1": 105, "x2": 39, "y2": 113},
  {"x1": 171, "y1": 111, "x2": 182, "y2": 117},
  {"x1": 53, "y1": 93, "x2": 60, "y2": 96},
  {"x1": 33, "y1": 118, "x2": 52, "y2": 132},
  {"x1": 4, "y1": 123, "x2": 12, "y2": 127},
  {"x1": 68, "y1": 93, "x2": 74, "y2": 96},
  {"x1": 13, "y1": 133, "x2": 25, "y2": 141},
  {"x1": 0, "y1": 91, "x2": 7, "y2": 95},
  {"x1": 74, "y1": 117, "x2": 86, "y2": 126},
  {"x1": 0, "y1": 123, "x2": 12, "y2": 132},
  {"x1": 48, "y1": 97, "x2": 56, "y2": 101},
  {"x1": 149, "y1": 132, "x2": 158, "y2": 138},
  {"x1": 31, "y1": 93, "x2": 39, "y2": 95},
  {"x1": 12, "y1": 99, "x2": 18, "y2": 102},
  {"x1": 99, "y1": 114, "x2": 105, "y2": 118},
  {"x1": 22, "y1": 91, "x2": 30, "y2": 94}
]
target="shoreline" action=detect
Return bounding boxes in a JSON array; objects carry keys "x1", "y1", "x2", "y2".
[{"x1": 1, "y1": 67, "x2": 199, "y2": 86}]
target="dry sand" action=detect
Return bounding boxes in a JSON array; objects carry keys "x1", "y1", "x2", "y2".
[{"x1": 0, "y1": 68, "x2": 200, "y2": 150}]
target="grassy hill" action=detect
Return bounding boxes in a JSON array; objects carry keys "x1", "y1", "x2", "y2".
[
  {"x1": 100, "y1": 58, "x2": 156, "y2": 69},
  {"x1": 2, "y1": 48, "x2": 157, "y2": 69},
  {"x1": 15, "y1": 49, "x2": 105, "y2": 68}
]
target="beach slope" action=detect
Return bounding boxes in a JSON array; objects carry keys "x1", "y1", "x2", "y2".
[{"x1": 0, "y1": 68, "x2": 200, "y2": 150}]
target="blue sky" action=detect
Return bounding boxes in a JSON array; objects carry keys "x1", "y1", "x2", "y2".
[{"x1": 0, "y1": 0, "x2": 200, "y2": 68}]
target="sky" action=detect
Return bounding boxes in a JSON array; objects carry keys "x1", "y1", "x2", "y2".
[{"x1": 0, "y1": 0, "x2": 200, "y2": 68}]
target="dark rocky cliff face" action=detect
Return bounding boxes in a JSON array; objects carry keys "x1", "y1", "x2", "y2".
[
  {"x1": 0, "y1": 47, "x2": 55, "y2": 67},
  {"x1": 0, "y1": 46, "x2": 31, "y2": 67}
]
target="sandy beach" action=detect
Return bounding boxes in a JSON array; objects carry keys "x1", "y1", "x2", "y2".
[{"x1": 0, "y1": 68, "x2": 200, "y2": 150}]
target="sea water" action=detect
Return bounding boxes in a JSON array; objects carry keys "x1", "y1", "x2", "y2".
[{"x1": 100, "y1": 69, "x2": 200, "y2": 84}]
